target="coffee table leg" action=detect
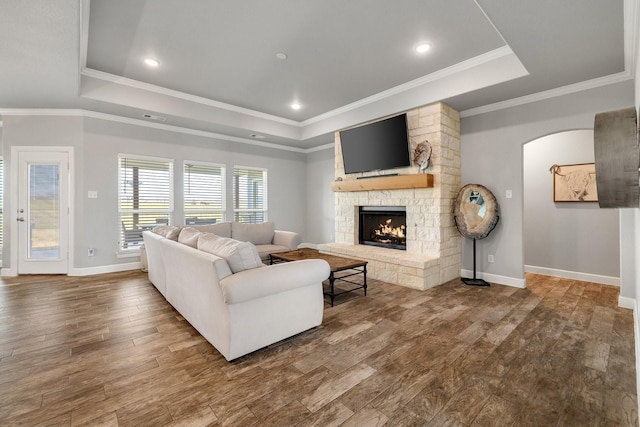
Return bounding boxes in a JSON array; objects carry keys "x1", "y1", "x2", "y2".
[
  {"x1": 363, "y1": 265, "x2": 367, "y2": 296},
  {"x1": 329, "y1": 271, "x2": 336, "y2": 307}
]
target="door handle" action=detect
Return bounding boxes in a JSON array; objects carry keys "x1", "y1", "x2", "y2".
[{"x1": 17, "y1": 217, "x2": 24, "y2": 222}]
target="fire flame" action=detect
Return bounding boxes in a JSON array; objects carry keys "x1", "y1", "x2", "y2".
[{"x1": 374, "y1": 218, "x2": 405, "y2": 241}]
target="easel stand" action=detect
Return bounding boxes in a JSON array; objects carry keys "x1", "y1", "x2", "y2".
[{"x1": 462, "y1": 238, "x2": 490, "y2": 287}]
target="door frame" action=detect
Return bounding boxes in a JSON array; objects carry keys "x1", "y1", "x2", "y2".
[{"x1": 6, "y1": 146, "x2": 75, "y2": 276}]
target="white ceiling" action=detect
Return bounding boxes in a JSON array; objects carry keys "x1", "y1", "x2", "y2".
[{"x1": 0, "y1": 0, "x2": 632, "y2": 150}]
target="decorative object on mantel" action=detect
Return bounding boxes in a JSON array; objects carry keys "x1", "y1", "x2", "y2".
[
  {"x1": 413, "y1": 140, "x2": 432, "y2": 173},
  {"x1": 454, "y1": 184, "x2": 500, "y2": 287},
  {"x1": 549, "y1": 163, "x2": 598, "y2": 202}
]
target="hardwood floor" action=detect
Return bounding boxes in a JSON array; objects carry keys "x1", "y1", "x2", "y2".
[{"x1": 0, "y1": 271, "x2": 636, "y2": 426}]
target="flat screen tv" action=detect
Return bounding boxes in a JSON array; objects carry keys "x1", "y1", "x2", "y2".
[{"x1": 339, "y1": 114, "x2": 411, "y2": 175}]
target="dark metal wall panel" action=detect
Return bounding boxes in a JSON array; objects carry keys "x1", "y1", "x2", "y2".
[{"x1": 593, "y1": 107, "x2": 639, "y2": 208}]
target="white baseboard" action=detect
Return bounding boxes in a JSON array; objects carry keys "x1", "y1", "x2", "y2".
[
  {"x1": 1, "y1": 267, "x2": 17, "y2": 277},
  {"x1": 460, "y1": 269, "x2": 526, "y2": 288},
  {"x1": 632, "y1": 300, "x2": 640, "y2": 421},
  {"x1": 524, "y1": 265, "x2": 619, "y2": 286},
  {"x1": 1, "y1": 262, "x2": 141, "y2": 277},
  {"x1": 619, "y1": 296, "x2": 636, "y2": 310},
  {"x1": 69, "y1": 262, "x2": 142, "y2": 276}
]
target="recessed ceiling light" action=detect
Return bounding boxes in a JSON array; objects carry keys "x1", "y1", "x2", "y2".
[
  {"x1": 276, "y1": 52, "x2": 288, "y2": 60},
  {"x1": 291, "y1": 103, "x2": 301, "y2": 110},
  {"x1": 144, "y1": 57, "x2": 160, "y2": 67},
  {"x1": 415, "y1": 43, "x2": 431, "y2": 53}
]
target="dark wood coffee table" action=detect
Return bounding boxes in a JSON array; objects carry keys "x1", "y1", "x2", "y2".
[{"x1": 269, "y1": 248, "x2": 368, "y2": 306}]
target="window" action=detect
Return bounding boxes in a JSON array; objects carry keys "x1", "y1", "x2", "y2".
[
  {"x1": 233, "y1": 166, "x2": 267, "y2": 223},
  {"x1": 118, "y1": 155, "x2": 173, "y2": 250},
  {"x1": 184, "y1": 161, "x2": 225, "y2": 225}
]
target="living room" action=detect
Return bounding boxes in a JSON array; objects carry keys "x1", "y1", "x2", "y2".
[{"x1": 1, "y1": 1, "x2": 640, "y2": 425}]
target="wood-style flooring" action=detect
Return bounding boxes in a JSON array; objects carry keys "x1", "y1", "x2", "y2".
[{"x1": 0, "y1": 271, "x2": 636, "y2": 426}]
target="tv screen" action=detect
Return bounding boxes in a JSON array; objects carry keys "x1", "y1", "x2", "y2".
[{"x1": 339, "y1": 114, "x2": 411, "y2": 175}]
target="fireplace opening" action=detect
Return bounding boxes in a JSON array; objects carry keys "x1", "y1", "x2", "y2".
[{"x1": 359, "y1": 206, "x2": 406, "y2": 250}]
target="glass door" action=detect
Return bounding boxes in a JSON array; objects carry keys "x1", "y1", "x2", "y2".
[{"x1": 17, "y1": 151, "x2": 69, "y2": 274}]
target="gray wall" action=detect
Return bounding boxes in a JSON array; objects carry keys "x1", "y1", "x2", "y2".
[
  {"x1": 2, "y1": 115, "x2": 309, "y2": 272},
  {"x1": 305, "y1": 147, "x2": 335, "y2": 244},
  {"x1": 523, "y1": 130, "x2": 619, "y2": 280},
  {"x1": 461, "y1": 80, "x2": 633, "y2": 289}
]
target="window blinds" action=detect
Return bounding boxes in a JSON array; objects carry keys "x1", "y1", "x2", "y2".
[
  {"x1": 233, "y1": 167, "x2": 267, "y2": 223},
  {"x1": 184, "y1": 162, "x2": 225, "y2": 224}
]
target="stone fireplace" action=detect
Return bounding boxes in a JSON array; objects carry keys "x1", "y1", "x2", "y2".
[{"x1": 319, "y1": 102, "x2": 461, "y2": 290}]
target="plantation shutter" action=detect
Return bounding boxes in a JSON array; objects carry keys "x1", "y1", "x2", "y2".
[
  {"x1": 184, "y1": 162, "x2": 225, "y2": 224},
  {"x1": 118, "y1": 155, "x2": 173, "y2": 250},
  {"x1": 233, "y1": 166, "x2": 267, "y2": 223}
]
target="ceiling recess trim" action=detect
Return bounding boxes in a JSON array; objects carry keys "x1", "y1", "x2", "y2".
[
  {"x1": 301, "y1": 46, "x2": 518, "y2": 127},
  {"x1": 80, "y1": 67, "x2": 301, "y2": 127},
  {"x1": 0, "y1": 108, "x2": 310, "y2": 153}
]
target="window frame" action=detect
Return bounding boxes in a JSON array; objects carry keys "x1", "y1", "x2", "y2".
[
  {"x1": 233, "y1": 165, "x2": 268, "y2": 223},
  {"x1": 183, "y1": 160, "x2": 226, "y2": 224},
  {"x1": 118, "y1": 154, "x2": 174, "y2": 252}
]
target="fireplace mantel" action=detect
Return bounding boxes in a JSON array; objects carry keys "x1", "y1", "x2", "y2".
[{"x1": 331, "y1": 173, "x2": 433, "y2": 192}]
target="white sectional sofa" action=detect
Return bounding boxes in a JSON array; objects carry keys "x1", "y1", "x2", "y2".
[
  {"x1": 143, "y1": 225, "x2": 329, "y2": 361},
  {"x1": 183, "y1": 221, "x2": 302, "y2": 261}
]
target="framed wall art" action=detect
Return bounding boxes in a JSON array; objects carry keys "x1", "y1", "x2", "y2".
[{"x1": 550, "y1": 163, "x2": 598, "y2": 202}]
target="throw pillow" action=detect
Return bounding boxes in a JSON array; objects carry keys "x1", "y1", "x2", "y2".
[
  {"x1": 231, "y1": 221, "x2": 275, "y2": 245},
  {"x1": 178, "y1": 227, "x2": 201, "y2": 248},
  {"x1": 152, "y1": 225, "x2": 182, "y2": 241},
  {"x1": 191, "y1": 221, "x2": 232, "y2": 238},
  {"x1": 197, "y1": 233, "x2": 263, "y2": 273}
]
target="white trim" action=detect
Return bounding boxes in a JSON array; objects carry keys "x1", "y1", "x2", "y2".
[
  {"x1": 116, "y1": 250, "x2": 141, "y2": 259},
  {"x1": 460, "y1": 71, "x2": 633, "y2": 118},
  {"x1": 1, "y1": 267, "x2": 16, "y2": 277},
  {"x1": 619, "y1": 295, "x2": 636, "y2": 310},
  {"x1": 69, "y1": 261, "x2": 142, "y2": 276},
  {"x1": 460, "y1": 269, "x2": 526, "y2": 288},
  {"x1": 524, "y1": 265, "x2": 620, "y2": 286},
  {"x1": 0, "y1": 109, "x2": 308, "y2": 154},
  {"x1": 81, "y1": 68, "x2": 301, "y2": 127},
  {"x1": 306, "y1": 143, "x2": 335, "y2": 153},
  {"x1": 302, "y1": 46, "x2": 517, "y2": 126},
  {"x1": 9, "y1": 147, "x2": 75, "y2": 275},
  {"x1": 624, "y1": 0, "x2": 638, "y2": 76}
]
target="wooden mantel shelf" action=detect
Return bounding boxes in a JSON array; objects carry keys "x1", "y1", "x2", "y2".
[{"x1": 331, "y1": 174, "x2": 434, "y2": 192}]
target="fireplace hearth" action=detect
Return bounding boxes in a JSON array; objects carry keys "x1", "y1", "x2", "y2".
[{"x1": 359, "y1": 206, "x2": 406, "y2": 250}]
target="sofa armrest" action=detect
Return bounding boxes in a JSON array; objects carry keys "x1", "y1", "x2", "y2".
[
  {"x1": 220, "y1": 259, "x2": 329, "y2": 304},
  {"x1": 272, "y1": 230, "x2": 301, "y2": 250}
]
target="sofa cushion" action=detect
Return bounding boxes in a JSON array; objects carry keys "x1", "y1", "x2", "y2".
[
  {"x1": 191, "y1": 221, "x2": 232, "y2": 238},
  {"x1": 231, "y1": 221, "x2": 275, "y2": 245},
  {"x1": 255, "y1": 244, "x2": 289, "y2": 261},
  {"x1": 152, "y1": 225, "x2": 182, "y2": 241},
  {"x1": 197, "y1": 233, "x2": 263, "y2": 273},
  {"x1": 178, "y1": 227, "x2": 201, "y2": 248}
]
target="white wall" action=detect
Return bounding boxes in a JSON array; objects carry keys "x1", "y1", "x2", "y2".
[
  {"x1": 461, "y1": 80, "x2": 634, "y2": 290},
  {"x1": 1, "y1": 114, "x2": 309, "y2": 272},
  {"x1": 523, "y1": 130, "x2": 620, "y2": 283}
]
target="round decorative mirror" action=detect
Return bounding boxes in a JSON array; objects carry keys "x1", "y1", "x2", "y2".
[{"x1": 454, "y1": 184, "x2": 500, "y2": 240}]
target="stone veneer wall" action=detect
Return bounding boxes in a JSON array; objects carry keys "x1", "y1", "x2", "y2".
[{"x1": 319, "y1": 102, "x2": 461, "y2": 290}]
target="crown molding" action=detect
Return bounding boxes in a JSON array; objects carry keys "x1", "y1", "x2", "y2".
[
  {"x1": 80, "y1": 68, "x2": 302, "y2": 128},
  {"x1": 460, "y1": 70, "x2": 634, "y2": 118},
  {"x1": 0, "y1": 108, "x2": 311, "y2": 153},
  {"x1": 301, "y1": 46, "x2": 517, "y2": 127}
]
